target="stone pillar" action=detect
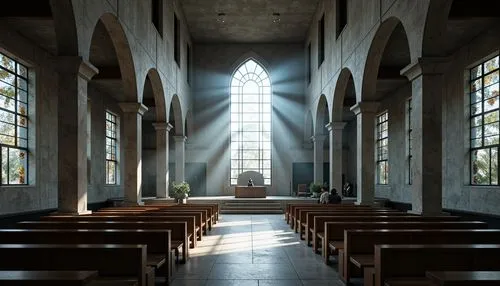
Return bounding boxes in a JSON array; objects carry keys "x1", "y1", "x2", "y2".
[
  {"x1": 350, "y1": 102, "x2": 380, "y2": 205},
  {"x1": 57, "y1": 57, "x2": 97, "y2": 215},
  {"x1": 401, "y1": 58, "x2": 448, "y2": 215},
  {"x1": 119, "y1": 103, "x2": 148, "y2": 205},
  {"x1": 312, "y1": 134, "x2": 326, "y2": 184},
  {"x1": 152, "y1": 122, "x2": 173, "y2": 198},
  {"x1": 326, "y1": 121, "x2": 347, "y2": 194},
  {"x1": 174, "y1": 136, "x2": 187, "y2": 183}
]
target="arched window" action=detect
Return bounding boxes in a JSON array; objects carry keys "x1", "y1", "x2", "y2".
[{"x1": 230, "y1": 59, "x2": 271, "y2": 185}]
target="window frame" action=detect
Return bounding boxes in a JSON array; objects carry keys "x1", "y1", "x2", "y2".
[
  {"x1": 336, "y1": 0, "x2": 347, "y2": 39},
  {"x1": 230, "y1": 59, "x2": 272, "y2": 186},
  {"x1": 469, "y1": 54, "x2": 500, "y2": 186},
  {"x1": 407, "y1": 97, "x2": 412, "y2": 185},
  {"x1": 376, "y1": 111, "x2": 389, "y2": 185},
  {"x1": 0, "y1": 52, "x2": 29, "y2": 186},
  {"x1": 151, "y1": 0, "x2": 163, "y2": 37},
  {"x1": 174, "y1": 13, "x2": 180, "y2": 67},
  {"x1": 318, "y1": 14, "x2": 325, "y2": 68},
  {"x1": 105, "y1": 110, "x2": 119, "y2": 185}
]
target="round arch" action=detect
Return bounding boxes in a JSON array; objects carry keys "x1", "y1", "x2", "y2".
[
  {"x1": 144, "y1": 68, "x2": 166, "y2": 122},
  {"x1": 185, "y1": 109, "x2": 193, "y2": 138},
  {"x1": 89, "y1": 13, "x2": 138, "y2": 102},
  {"x1": 314, "y1": 94, "x2": 329, "y2": 135},
  {"x1": 332, "y1": 68, "x2": 356, "y2": 122},
  {"x1": 422, "y1": 0, "x2": 455, "y2": 57},
  {"x1": 305, "y1": 110, "x2": 314, "y2": 141},
  {"x1": 361, "y1": 17, "x2": 411, "y2": 101},
  {"x1": 49, "y1": 0, "x2": 78, "y2": 56},
  {"x1": 169, "y1": 94, "x2": 184, "y2": 135}
]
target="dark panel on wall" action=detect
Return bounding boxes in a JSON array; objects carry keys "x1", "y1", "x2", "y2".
[
  {"x1": 186, "y1": 163, "x2": 207, "y2": 196},
  {"x1": 323, "y1": 162, "x2": 329, "y2": 187},
  {"x1": 292, "y1": 163, "x2": 313, "y2": 194}
]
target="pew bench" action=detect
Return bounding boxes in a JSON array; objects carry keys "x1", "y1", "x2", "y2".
[
  {"x1": 426, "y1": 271, "x2": 500, "y2": 286},
  {"x1": 19, "y1": 220, "x2": 191, "y2": 261},
  {"x1": 0, "y1": 229, "x2": 171, "y2": 285},
  {"x1": 288, "y1": 204, "x2": 374, "y2": 228},
  {"x1": 0, "y1": 270, "x2": 98, "y2": 286},
  {"x1": 374, "y1": 244, "x2": 500, "y2": 286},
  {"x1": 0, "y1": 244, "x2": 146, "y2": 286},
  {"x1": 344, "y1": 229, "x2": 500, "y2": 284}
]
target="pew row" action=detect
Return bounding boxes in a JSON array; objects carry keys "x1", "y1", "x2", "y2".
[{"x1": 0, "y1": 229, "x2": 172, "y2": 285}]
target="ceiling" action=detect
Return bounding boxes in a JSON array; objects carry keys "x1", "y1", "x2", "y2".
[{"x1": 179, "y1": 0, "x2": 320, "y2": 43}]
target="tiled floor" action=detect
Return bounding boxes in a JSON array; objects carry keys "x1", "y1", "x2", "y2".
[{"x1": 169, "y1": 214, "x2": 345, "y2": 286}]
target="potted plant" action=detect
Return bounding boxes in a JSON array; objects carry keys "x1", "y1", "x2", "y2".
[
  {"x1": 309, "y1": 183, "x2": 323, "y2": 198},
  {"x1": 171, "y1": 181, "x2": 190, "y2": 204}
]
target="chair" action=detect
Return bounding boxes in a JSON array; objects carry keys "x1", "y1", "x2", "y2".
[{"x1": 296, "y1": 184, "x2": 308, "y2": 197}]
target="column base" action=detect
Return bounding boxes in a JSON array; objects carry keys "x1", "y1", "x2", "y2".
[{"x1": 53, "y1": 210, "x2": 92, "y2": 216}]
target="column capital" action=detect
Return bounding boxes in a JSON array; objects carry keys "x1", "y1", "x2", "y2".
[
  {"x1": 311, "y1": 134, "x2": 327, "y2": 143},
  {"x1": 400, "y1": 57, "x2": 451, "y2": 81},
  {"x1": 119, "y1": 102, "x2": 148, "y2": 115},
  {"x1": 174, "y1": 135, "x2": 187, "y2": 143},
  {"x1": 153, "y1": 122, "x2": 173, "y2": 131},
  {"x1": 326, "y1": 121, "x2": 347, "y2": 132},
  {"x1": 350, "y1": 101, "x2": 380, "y2": 115},
  {"x1": 56, "y1": 57, "x2": 98, "y2": 81}
]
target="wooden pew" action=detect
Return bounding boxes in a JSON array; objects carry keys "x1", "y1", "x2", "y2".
[
  {"x1": 311, "y1": 215, "x2": 461, "y2": 254},
  {"x1": 0, "y1": 229, "x2": 171, "y2": 285},
  {"x1": 286, "y1": 203, "x2": 368, "y2": 226},
  {"x1": 343, "y1": 229, "x2": 500, "y2": 283},
  {"x1": 18, "y1": 220, "x2": 190, "y2": 263},
  {"x1": 0, "y1": 244, "x2": 147, "y2": 286},
  {"x1": 0, "y1": 270, "x2": 100, "y2": 286},
  {"x1": 375, "y1": 244, "x2": 500, "y2": 286},
  {"x1": 93, "y1": 210, "x2": 207, "y2": 238},
  {"x1": 426, "y1": 271, "x2": 500, "y2": 286},
  {"x1": 42, "y1": 214, "x2": 203, "y2": 243},
  {"x1": 100, "y1": 206, "x2": 215, "y2": 231},
  {"x1": 301, "y1": 211, "x2": 411, "y2": 241},
  {"x1": 289, "y1": 204, "x2": 376, "y2": 229},
  {"x1": 322, "y1": 221, "x2": 488, "y2": 264}
]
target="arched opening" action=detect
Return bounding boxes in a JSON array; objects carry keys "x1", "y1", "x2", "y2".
[
  {"x1": 230, "y1": 59, "x2": 272, "y2": 186},
  {"x1": 313, "y1": 95, "x2": 329, "y2": 187},
  {"x1": 332, "y1": 68, "x2": 357, "y2": 197},
  {"x1": 168, "y1": 95, "x2": 183, "y2": 187},
  {"x1": 87, "y1": 14, "x2": 138, "y2": 201},
  {"x1": 140, "y1": 70, "x2": 166, "y2": 198}
]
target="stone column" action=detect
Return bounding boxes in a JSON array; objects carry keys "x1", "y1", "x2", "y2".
[
  {"x1": 326, "y1": 121, "x2": 346, "y2": 194},
  {"x1": 57, "y1": 57, "x2": 98, "y2": 215},
  {"x1": 152, "y1": 122, "x2": 173, "y2": 198},
  {"x1": 401, "y1": 58, "x2": 448, "y2": 215},
  {"x1": 312, "y1": 134, "x2": 326, "y2": 184},
  {"x1": 350, "y1": 102, "x2": 380, "y2": 205},
  {"x1": 174, "y1": 136, "x2": 187, "y2": 183},
  {"x1": 119, "y1": 102, "x2": 148, "y2": 205}
]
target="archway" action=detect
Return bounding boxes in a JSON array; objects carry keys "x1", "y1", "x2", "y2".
[
  {"x1": 313, "y1": 95, "x2": 329, "y2": 187},
  {"x1": 168, "y1": 95, "x2": 184, "y2": 188}
]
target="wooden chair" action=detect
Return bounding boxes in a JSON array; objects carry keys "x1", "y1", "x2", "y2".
[{"x1": 296, "y1": 184, "x2": 308, "y2": 197}]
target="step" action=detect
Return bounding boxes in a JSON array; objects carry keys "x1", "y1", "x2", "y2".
[
  {"x1": 223, "y1": 204, "x2": 281, "y2": 208},
  {"x1": 222, "y1": 206, "x2": 282, "y2": 210}
]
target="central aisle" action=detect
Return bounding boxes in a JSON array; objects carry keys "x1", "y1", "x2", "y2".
[{"x1": 171, "y1": 214, "x2": 343, "y2": 286}]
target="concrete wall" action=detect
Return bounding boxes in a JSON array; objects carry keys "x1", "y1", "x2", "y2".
[
  {"x1": 191, "y1": 44, "x2": 311, "y2": 196},
  {"x1": 0, "y1": 0, "x2": 193, "y2": 215}
]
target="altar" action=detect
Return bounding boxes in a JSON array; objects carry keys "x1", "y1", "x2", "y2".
[{"x1": 235, "y1": 186, "x2": 266, "y2": 198}]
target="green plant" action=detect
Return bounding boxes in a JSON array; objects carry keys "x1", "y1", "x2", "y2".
[
  {"x1": 309, "y1": 183, "x2": 322, "y2": 194},
  {"x1": 171, "y1": 181, "x2": 190, "y2": 199}
]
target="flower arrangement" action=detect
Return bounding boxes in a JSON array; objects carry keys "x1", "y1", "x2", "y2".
[{"x1": 171, "y1": 181, "x2": 190, "y2": 201}]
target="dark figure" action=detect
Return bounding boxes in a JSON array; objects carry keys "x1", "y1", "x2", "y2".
[
  {"x1": 328, "y1": 188, "x2": 342, "y2": 204},
  {"x1": 247, "y1": 179, "x2": 254, "y2": 186}
]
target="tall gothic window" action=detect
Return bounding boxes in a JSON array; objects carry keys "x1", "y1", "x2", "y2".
[
  {"x1": 105, "y1": 111, "x2": 119, "y2": 185},
  {"x1": 470, "y1": 55, "x2": 499, "y2": 185},
  {"x1": 376, "y1": 111, "x2": 389, "y2": 184},
  {"x1": 230, "y1": 59, "x2": 272, "y2": 185},
  {"x1": 0, "y1": 52, "x2": 29, "y2": 185}
]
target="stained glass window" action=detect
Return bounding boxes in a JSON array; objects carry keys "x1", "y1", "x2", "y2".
[
  {"x1": 470, "y1": 55, "x2": 499, "y2": 185},
  {"x1": 230, "y1": 59, "x2": 272, "y2": 185},
  {"x1": 376, "y1": 111, "x2": 389, "y2": 185},
  {"x1": 0, "y1": 52, "x2": 29, "y2": 185},
  {"x1": 105, "y1": 111, "x2": 119, "y2": 185}
]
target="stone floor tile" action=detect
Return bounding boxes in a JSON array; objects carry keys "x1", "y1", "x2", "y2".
[{"x1": 205, "y1": 279, "x2": 258, "y2": 286}]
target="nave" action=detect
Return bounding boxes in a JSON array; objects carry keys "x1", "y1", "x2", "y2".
[{"x1": 172, "y1": 214, "x2": 342, "y2": 286}]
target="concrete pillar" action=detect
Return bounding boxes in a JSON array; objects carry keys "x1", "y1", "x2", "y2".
[
  {"x1": 119, "y1": 102, "x2": 148, "y2": 205},
  {"x1": 152, "y1": 122, "x2": 173, "y2": 198},
  {"x1": 350, "y1": 102, "x2": 380, "y2": 205},
  {"x1": 174, "y1": 136, "x2": 187, "y2": 183},
  {"x1": 326, "y1": 121, "x2": 347, "y2": 194},
  {"x1": 57, "y1": 57, "x2": 97, "y2": 215},
  {"x1": 312, "y1": 134, "x2": 327, "y2": 184},
  {"x1": 401, "y1": 58, "x2": 448, "y2": 215}
]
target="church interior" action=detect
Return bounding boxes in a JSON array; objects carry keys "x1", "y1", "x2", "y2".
[{"x1": 0, "y1": 0, "x2": 499, "y2": 285}]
